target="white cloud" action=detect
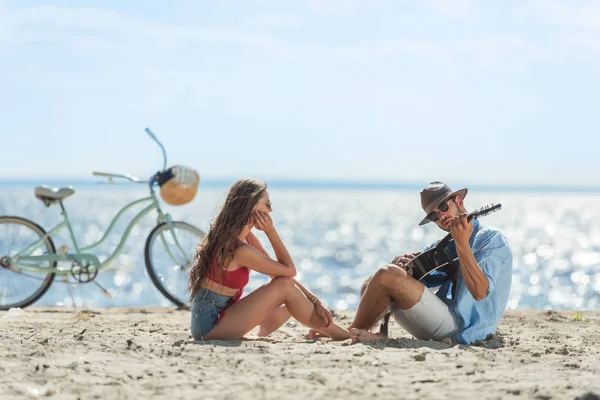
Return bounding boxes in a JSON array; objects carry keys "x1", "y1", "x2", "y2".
[
  {"x1": 559, "y1": 34, "x2": 600, "y2": 54},
  {"x1": 3, "y1": 4, "x2": 455, "y2": 66},
  {"x1": 454, "y1": 34, "x2": 552, "y2": 68},
  {"x1": 294, "y1": 40, "x2": 448, "y2": 65},
  {"x1": 424, "y1": 0, "x2": 475, "y2": 18},
  {"x1": 511, "y1": 0, "x2": 600, "y2": 66},
  {"x1": 5, "y1": 6, "x2": 297, "y2": 58},
  {"x1": 245, "y1": 13, "x2": 304, "y2": 29},
  {"x1": 3, "y1": 2, "x2": 572, "y2": 85},
  {"x1": 515, "y1": 0, "x2": 600, "y2": 30},
  {"x1": 304, "y1": 0, "x2": 362, "y2": 17},
  {"x1": 0, "y1": 0, "x2": 12, "y2": 44},
  {"x1": 300, "y1": 0, "x2": 474, "y2": 19}
]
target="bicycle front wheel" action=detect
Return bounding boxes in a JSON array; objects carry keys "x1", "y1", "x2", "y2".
[
  {"x1": 145, "y1": 221, "x2": 205, "y2": 309},
  {"x1": 0, "y1": 216, "x2": 57, "y2": 310}
]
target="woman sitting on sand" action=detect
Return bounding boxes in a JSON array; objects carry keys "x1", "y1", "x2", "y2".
[{"x1": 188, "y1": 178, "x2": 350, "y2": 341}]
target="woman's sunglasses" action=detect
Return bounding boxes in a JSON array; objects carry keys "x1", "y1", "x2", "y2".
[{"x1": 428, "y1": 197, "x2": 454, "y2": 223}]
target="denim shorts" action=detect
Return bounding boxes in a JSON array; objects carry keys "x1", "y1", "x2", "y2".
[{"x1": 191, "y1": 288, "x2": 235, "y2": 340}]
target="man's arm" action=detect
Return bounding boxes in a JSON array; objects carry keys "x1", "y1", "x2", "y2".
[
  {"x1": 455, "y1": 242, "x2": 488, "y2": 301},
  {"x1": 450, "y1": 214, "x2": 489, "y2": 301}
]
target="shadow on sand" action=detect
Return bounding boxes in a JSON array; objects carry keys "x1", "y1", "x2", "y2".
[{"x1": 354, "y1": 333, "x2": 505, "y2": 351}]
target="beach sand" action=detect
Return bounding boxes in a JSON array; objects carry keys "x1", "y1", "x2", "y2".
[{"x1": 1, "y1": 307, "x2": 599, "y2": 400}]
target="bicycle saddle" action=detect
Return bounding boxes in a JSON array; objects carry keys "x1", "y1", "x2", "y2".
[{"x1": 34, "y1": 185, "x2": 75, "y2": 206}]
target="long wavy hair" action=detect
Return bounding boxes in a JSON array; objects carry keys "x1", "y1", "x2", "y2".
[{"x1": 188, "y1": 178, "x2": 267, "y2": 299}]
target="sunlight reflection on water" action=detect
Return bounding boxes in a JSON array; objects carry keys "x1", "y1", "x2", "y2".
[{"x1": 1, "y1": 185, "x2": 599, "y2": 310}]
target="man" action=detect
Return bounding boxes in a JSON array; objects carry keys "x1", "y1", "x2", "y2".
[{"x1": 348, "y1": 181, "x2": 513, "y2": 345}]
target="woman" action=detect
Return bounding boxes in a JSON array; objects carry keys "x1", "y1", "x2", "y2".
[{"x1": 188, "y1": 178, "x2": 350, "y2": 341}]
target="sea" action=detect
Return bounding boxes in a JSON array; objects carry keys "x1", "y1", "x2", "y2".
[{"x1": 1, "y1": 179, "x2": 600, "y2": 311}]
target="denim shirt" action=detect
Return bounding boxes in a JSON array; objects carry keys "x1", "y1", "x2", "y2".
[{"x1": 424, "y1": 219, "x2": 513, "y2": 345}]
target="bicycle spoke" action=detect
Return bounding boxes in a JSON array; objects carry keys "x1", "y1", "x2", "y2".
[
  {"x1": 0, "y1": 217, "x2": 56, "y2": 309},
  {"x1": 145, "y1": 221, "x2": 204, "y2": 308}
]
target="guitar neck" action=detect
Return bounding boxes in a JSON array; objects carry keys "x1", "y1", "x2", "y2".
[{"x1": 469, "y1": 203, "x2": 502, "y2": 221}]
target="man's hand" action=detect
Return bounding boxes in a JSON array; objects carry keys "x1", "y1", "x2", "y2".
[
  {"x1": 391, "y1": 252, "x2": 421, "y2": 270},
  {"x1": 314, "y1": 301, "x2": 333, "y2": 328},
  {"x1": 449, "y1": 213, "x2": 474, "y2": 247}
]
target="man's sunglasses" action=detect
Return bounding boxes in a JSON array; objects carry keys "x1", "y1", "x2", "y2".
[{"x1": 428, "y1": 197, "x2": 455, "y2": 223}]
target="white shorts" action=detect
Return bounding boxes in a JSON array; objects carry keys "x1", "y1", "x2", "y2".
[{"x1": 391, "y1": 287, "x2": 458, "y2": 341}]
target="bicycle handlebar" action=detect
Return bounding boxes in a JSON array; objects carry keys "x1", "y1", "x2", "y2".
[
  {"x1": 92, "y1": 171, "x2": 149, "y2": 184},
  {"x1": 93, "y1": 128, "x2": 167, "y2": 185},
  {"x1": 145, "y1": 127, "x2": 167, "y2": 171}
]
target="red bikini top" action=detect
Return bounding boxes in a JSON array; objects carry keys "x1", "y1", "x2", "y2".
[{"x1": 205, "y1": 257, "x2": 250, "y2": 303}]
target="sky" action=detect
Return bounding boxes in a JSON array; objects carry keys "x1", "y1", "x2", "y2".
[{"x1": 1, "y1": 0, "x2": 599, "y2": 188}]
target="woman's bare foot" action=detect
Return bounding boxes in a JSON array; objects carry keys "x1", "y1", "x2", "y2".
[
  {"x1": 305, "y1": 329, "x2": 327, "y2": 340},
  {"x1": 241, "y1": 336, "x2": 279, "y2": 343},
  {"x1": 349, "y1": 328, "x2": 386, "y2": 343},
  {"x1": 305, "y1": 325, "x2": 351, "y2": 341}
]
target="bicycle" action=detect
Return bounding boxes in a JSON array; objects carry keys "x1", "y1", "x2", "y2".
[{"x1": 0, "y1": 128, "x2": 205, "y2": 310}]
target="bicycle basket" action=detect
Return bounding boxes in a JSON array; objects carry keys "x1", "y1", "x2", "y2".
[{"x1": 159, "y1": 165, "x2": 200, "y2": 206}]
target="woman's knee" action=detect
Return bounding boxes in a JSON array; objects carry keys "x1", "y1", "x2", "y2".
[{"x1": 269, "y1": 276, "x2": 295, "y2": 292}]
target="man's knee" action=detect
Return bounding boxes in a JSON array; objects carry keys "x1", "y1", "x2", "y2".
[
  {"x1": 373, "y1": 264, "x2": 409, "y2": 288},
  {"x1": 360, "y1": 277, "x2": 372, "y2": 296}
]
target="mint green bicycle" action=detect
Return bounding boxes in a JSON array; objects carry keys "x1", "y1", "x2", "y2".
[{"x1": 0, "y1": 128, "x2": 205, "y2": 310}]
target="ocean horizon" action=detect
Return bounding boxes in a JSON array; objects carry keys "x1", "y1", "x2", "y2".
[{"x1": 2, "y1": 177, "x2": 600, "y2": 193}]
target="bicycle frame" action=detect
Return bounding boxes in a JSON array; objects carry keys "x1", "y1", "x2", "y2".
[{"x1": 8, "y1": 185, "x2": 187, "y2": 276}]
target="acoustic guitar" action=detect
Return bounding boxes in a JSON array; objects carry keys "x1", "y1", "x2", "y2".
[{"x1": 405, "y1": 203, "x2": 502, "y2": 285}]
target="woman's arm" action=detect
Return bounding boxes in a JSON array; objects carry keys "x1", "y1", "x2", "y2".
[
  {"x1": 254, "y1": 211, "x2": 295, "y2": 270},
  {"x1": 235, "y1": 244, "x2": 297, "y2": 277},
  {"x1": 247, "y1": 213, "x2": 331, "y2": 326},
  {"x1": 248, "y1": 215, "x2": 319, "y2": 300},
  {"x1": 245, "y1": 231, "x2": 270, "y2": 258},
  {"x1": 290, "y1": 278, "x2": 319, "y2": 303}
]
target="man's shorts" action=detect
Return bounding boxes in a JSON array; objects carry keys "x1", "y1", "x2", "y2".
[{"x1": 391, "y1": 287, "x2": 458, "y2": 341}]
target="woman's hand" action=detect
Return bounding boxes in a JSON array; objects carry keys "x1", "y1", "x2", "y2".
[
  {"x1": 253, "y1": 210, "x2": 274, "y2": 234},
  {"x1": 314, "y1": 301, "x2": 333, "y2": 328}
]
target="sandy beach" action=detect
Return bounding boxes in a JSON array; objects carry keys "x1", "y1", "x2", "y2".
[{"x1": 1, "y1": 307, "x2": 599, "y2": 400}]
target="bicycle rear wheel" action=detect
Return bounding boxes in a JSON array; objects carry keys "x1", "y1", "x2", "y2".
[
  {"x1": 144, "y1": 221, "x2": 205, "y2": 308},
  {"x1": 0, "y1": 216, "x2": 57, "y2": 310}
]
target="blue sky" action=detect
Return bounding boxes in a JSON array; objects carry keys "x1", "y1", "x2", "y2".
[{"x1": 1, "y1": 0, "x2": 599, "y2": 187}]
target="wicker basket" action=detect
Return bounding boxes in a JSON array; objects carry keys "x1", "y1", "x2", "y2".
[{"x1": 159, "y1": 165, "x2": 200, "y2": 206}]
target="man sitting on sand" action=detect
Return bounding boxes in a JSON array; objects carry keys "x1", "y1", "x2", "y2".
[{"x1": 348, "y1": 181, "x2": 513, "y2": 345}]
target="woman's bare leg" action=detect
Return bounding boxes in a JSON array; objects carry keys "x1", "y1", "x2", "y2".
[
  {"x1": 257, "y1": 304, "x2": 291, "y2": 337},
  {"x1": 258, "y1": 306, "x2": 351, "y2": 340},
  {"x1": 203, "y1": 277, "x2": 345, "y2": 340},
  {"x1": 259, "y1": 303, "x2": 350, "y2": 341},
  {"x1": 308, "y1": 322, "x2": 351, "y2": 341},
  {"x1": 308, "y1": 276, "x2": 383, "y2": 340}
]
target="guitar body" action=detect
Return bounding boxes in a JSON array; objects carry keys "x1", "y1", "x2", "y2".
[{"x1": 408, "y1": 244, "x2": 456, "y2": 283}]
